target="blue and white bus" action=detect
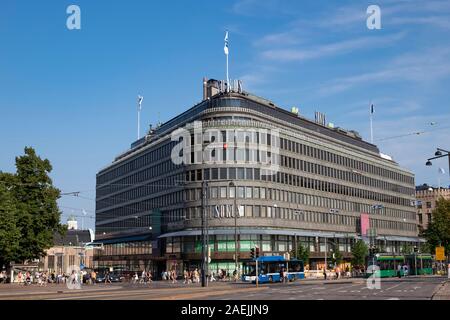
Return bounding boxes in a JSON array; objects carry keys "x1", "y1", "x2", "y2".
[{"x1": 242, "y1": 256, "x2": 305, "y2": 283}]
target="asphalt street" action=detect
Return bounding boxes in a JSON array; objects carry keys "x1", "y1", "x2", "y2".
[{"x1": 0, "y1": 276, "x2": 447, "y2": 300}]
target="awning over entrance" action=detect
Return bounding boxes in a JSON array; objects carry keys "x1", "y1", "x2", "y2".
[
  {"x1": 93, "y1": 234, "x2": 153, "y2": 245},
  {"x1": 375, "y1": 235, "x2": 424, "y2": 242},
  {"x1": 158, "y1": 228, "x2": 360, "y2": 239}
]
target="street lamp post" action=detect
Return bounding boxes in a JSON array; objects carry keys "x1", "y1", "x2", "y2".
[{"x1": 425, "y1": 148, "x2": 450, "y2": 180}]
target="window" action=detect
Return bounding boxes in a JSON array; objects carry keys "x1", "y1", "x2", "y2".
[
  {"x1": 253, "y1": 187, "x2": 260, "y2": 199},
  {"x1": 211, "y1": 168, "x2": 218, "y2": 180},
  {"x1": 229, "y1": 168, "x2": 236, "y2": 179},
  {"x1": 238, "y1": 187, "x2": 245, "y2": 198},
  {"x1": 246, "y1": 187, "x2": 253, "y2": 198},
  {"x1": 237, "y1": 168, "x2": 245, "y2": 179},
  {"x1": 260, "y1": 188, "x2": 266, "y2": 199},
  {"x1": 426, "y1": 202, "x2": 432, "y2": 209},
  {"x1": 245, "y1": 205, "x2": 253, "y2": 217},
  {"x1": 220, "y1": 187, "x2": 227, "y2": 198},
  {"x1": 220, "y1": 168, "x2": 227, "y2": 180},
  {"x1": 229, "y1": 186, "x2": 236, "y2": 198},
  {"x1": 246, "y1": 168, "x2": 253, "y2": 180}
]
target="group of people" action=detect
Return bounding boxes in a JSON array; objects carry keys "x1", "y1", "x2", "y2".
[
  {"x1": 161, "y1": 270, "x2": 178, "y2": 283},
  {"x1": 131, "y1": 270, "x2": 153, "y2": 284},
  {"x1": 322, "y1": 266, "x2": 352, "y2": 280},
  {"x1": 183, "y1": 268, "x2": 200, "y2": 284},
  {"x1": 14, "y1": 270, "x2": 67, "y2": 285}
]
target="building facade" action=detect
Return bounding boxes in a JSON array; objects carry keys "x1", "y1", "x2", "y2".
[
  {"x1": 95, "y1": 79, "x2": 419, "y2": 276},
  {"x1": 416, "y1": 184, "x2": 450, "y2": 231},
  {"x1": 39, "y1": 228, "x2": 94, "y2": 274}
]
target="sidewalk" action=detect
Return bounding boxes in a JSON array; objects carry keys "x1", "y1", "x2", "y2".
[{"x1": 432, "y1": 280, "x2": 450, "y2": 300}]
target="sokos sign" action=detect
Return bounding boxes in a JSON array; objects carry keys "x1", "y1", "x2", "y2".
[{"x1": 213, "y1": 204, "x2": 243, "y2": 219}]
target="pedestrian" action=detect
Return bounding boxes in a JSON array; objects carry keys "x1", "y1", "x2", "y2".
[
  {"x1": 92, "y1": 270, "x2": 96, "y2": 285},
  {"x1": 172, "y1": 269, "x2": 177, "y2": 283},
  {"x1": 323, "y1": 268, "x2": 327, "y2": 280},
  {"x1": 105, "y1": 271, "x2": 112, "y2": 284},
  {"x1": 284, "y1": 268, "x2": 289, "y2": 283},
  {"x1": 147, "y1": 271, "x2": 152, "y2": 283},
  {"x1": 42, "y1": 271, "x2": 48, "y2": 286},
  {"x1": 336, "y1": 266, "x2": 340, "y2": 280},
  {"x1": 184, "y1": 270, "x2": 189, "y2": 284},
  {"x1": 397, "y1": 264, "x2": 402, "y2": 278}
]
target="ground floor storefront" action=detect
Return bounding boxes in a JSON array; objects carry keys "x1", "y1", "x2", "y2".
[{"x1": 94, "y1": 228, "x2": 423, "y2": 279}]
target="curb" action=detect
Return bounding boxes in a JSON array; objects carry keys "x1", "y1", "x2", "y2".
[{"x1": 431, "y1": 280, "x2": 450, "y2": 300}]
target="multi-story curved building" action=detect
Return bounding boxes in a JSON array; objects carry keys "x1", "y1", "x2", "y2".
[{"x1": 94, "y1": 79, "x2": 419, "y2": 276}]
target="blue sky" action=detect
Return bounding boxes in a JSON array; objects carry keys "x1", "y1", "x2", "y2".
[{"x1": 1, "y1": 0, "x2": 450, "y2": 231}]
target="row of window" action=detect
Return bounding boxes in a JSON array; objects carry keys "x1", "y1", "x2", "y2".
[
  {"x1": 101, "y1": 241, "x2": 153, "y2": 256},
  {"x1": 97, "y1": 165, "x2": 413, "y2": 212},
  {"x1": 280, "y1": 155, "x2": 413, "y2": 196},
  {"x1": 97, "y1": 140, "x2": 176, "y2": 185},
  {"x1": 97, "y1": 202, "x2": 416, "y2": 234},
  {"x1": 164, "y1": 235, "x2": 418, "y2": 255},
  {"x1": 97, "y1": 179, "x2": 415, "y2": 223},
  {"x1": 279, "y1": 137, "x2": 413, "y2": 184}
]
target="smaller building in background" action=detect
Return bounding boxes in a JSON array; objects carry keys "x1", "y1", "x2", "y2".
[
  {"x1": 416, "y1": 184, "x2": 450, "y2": 231},
  {"x1": 39, "y1": 217, "x2": 94, "y2": 274}
]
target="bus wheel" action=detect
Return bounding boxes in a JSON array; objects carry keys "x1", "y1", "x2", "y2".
[{"x1": 268, "y1": 276, "x2": 273, "y2": 283}]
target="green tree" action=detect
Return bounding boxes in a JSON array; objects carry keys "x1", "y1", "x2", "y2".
[
  {"x1": 351, "y1": 240, "x2": 368, "y2": 269},
  {"x1": 0, "y1": 173, "x2": 21, "y2": 269},
  {"x1": 291, "y1": 243, "x2": 310, "y2": 265},
  {"x1": 423, "y1": 198, "x2": 450, "y2": 255},
  {"x1": 401, "y1": 243, "x2": 413, "y2": 254},
  {"x1": 4, "y1": 147, "x2": 66, "y2": 265}
]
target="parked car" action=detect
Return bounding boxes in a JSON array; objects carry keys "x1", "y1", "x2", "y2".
[{"x1": 95, "y1": 272, "x2": 123, "y2": 283}]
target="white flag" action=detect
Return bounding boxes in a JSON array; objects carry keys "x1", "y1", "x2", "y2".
[
  {"x1": 138, "y1": 95, "x2": 143, "y2": 111},
  {"x1": 224, "y1": 31, "x2": 229, "y2": 55},
  {"x1": 439, "y1": 167, "x2": 446, "y2": 174}
]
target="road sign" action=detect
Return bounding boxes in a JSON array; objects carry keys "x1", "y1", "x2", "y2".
[{"x1": 436, "y1": 246, "x2": 445, "y2": 261}]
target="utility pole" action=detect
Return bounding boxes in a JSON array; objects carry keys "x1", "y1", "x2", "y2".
[
  {"x1": 229, "y1": 181, "x2": 238, "y2": 277},
  {"x1": 201, "y1": 181, "x2": 208, "y2": 287}
]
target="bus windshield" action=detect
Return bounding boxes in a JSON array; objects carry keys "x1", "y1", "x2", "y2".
[{"x1": 243, "y1": 262, "x2": 257, "y2": 276}]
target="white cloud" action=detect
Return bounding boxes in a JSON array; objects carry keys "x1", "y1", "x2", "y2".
[
  {"x1": 317, "y1": 46, "x2": 450, "y2": 95},
  {"x1": 260, "y1": 32, "x2": 406, "y2": 62},
  {"x1": 389, "y1": 16, "x2": 450, "y2": 29}
]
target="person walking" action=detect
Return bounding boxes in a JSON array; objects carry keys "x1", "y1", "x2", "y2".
[
  {"x1": 91, "y1": 270, "x2": 96, "y2": 285},
  {"x1": 147, "y1": 271, "x2": 152, "y2": 283},
  {"x1": 105, "y1": 271, "x2": 112, "y2": 284},
  {"x1": 174, "y1": 269, "x2": 178, "y2": 283},
  {"x1": 323, "y1": 268, "x2": 327, "y2": 280},
  {"x1": 184, "y1": 270, "x2": 189, "y2": 284}
]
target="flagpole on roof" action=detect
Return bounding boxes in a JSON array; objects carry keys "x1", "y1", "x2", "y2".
[
  {"x1": 137, "y1": 95, "x2": 143, "y2": 140},
  {"x1": 370, "y1": 101, "x2": 374, "y2": 144},
  {"x1": 224, "y1": 30, "x2": 229, "y2": 92}
]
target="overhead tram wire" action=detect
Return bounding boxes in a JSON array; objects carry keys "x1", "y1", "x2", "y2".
[
  {"x1": 375, "y1": 124, "x2": 450, "y2": 142},
  {"x1": 61, "y1": 190, "x2": 169, "y2": 220}
]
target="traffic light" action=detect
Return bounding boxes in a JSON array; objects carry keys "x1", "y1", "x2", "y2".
[
  {"x1": 250, "y1": 248, "x2": 255, "y2": 259},
  {"x1": 255, "y1": 246, "x2": 260, "y2": 258}
]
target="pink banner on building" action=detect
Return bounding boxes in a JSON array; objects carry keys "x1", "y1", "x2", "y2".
[{"x1": 360, "y1": 213, "x2": 370, "y2": 236}]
